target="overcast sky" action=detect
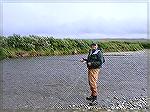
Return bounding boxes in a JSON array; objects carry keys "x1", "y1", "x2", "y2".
[{"x1": 3, "y1": 3, "x2": 147, "y2": 39}]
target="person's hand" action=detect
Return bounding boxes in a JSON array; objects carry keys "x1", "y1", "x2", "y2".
[
  {"x1": 80, "y1": 58, "x2": 85, "y2": 62},
  {"x1": 88, "y1": 62, "x2": 91, "y2": 66}
]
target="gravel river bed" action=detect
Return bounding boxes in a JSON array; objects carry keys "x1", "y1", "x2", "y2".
[{"x1": 0, "y1": 50, "x2": 150, "y2": 112}]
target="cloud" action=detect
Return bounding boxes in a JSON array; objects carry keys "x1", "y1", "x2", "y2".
[{"x1": 3, "y1": 3, "x2": 147, "y2": 38}]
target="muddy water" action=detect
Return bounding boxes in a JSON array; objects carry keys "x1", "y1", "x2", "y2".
[{"x1": 0, "y1": 50, "x2": 149, "y2": 109}]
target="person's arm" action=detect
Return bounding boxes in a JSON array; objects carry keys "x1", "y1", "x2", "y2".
[
  {"x1": 81, "y1": 50, "x2": 90, "y2": 62},
  {"x1": 97, "y1": 50, "x2": 103, "y2": 64},
  {"x1": 80, "y1": 58, "x2": 88, "y2": 63},
  {"x1": 83, "y1": 58, "x2": 88, "y2": 61}
]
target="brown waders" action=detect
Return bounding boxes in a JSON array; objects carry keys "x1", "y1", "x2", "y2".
[{"x1": 88, "y1": 68, "x2": 100, "y2": 97}]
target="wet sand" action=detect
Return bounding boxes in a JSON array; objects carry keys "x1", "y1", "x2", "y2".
[{"x1": 0, "y1": 50, "x2": 150, "y2": 111}]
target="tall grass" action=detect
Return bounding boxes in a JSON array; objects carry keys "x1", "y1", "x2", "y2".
[{"x1": 0, "y1": 34, "x2": 149, "y2": 60}]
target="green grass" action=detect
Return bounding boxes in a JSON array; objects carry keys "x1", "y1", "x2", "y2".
[{"x1": 0, "y1": 34, "x2": 150, "y2": 60}]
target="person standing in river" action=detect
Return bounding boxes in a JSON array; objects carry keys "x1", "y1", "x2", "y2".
[{"x1": 81, "y1": 43, "x2": 105, "y2": 106}]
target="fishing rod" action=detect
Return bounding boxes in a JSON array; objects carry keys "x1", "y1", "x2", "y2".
[
  {"x1": 47, "y1": 58, "x2": 81, "y2": 62},
  {"x1": 47, "y1": 54, "x2": 132, "y2": 62}
]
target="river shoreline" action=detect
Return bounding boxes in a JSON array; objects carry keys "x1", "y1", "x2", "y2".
[{"x1": 1, "y1": 49, "x2": 148, "y2": 61}]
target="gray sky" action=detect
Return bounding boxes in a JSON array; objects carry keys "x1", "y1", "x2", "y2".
[{"x1": 3, "y1": 3, "x2": 147, "y2": 39}]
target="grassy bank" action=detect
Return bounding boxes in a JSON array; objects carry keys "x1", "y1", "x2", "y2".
[{"x1": 0, "y1": 34, "x2": 150, "y2": 60}]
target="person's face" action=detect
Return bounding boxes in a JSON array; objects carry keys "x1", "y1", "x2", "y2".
[{"x1": 91, "y1": 45, "x2": 97, "y2": 50}]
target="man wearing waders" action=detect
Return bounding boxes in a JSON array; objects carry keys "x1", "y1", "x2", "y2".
[{"x1": 81, "y1": 43, "x2": 105, "y2": 106}]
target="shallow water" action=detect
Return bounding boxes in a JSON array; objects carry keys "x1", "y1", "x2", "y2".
[{"x1": 0, "y1": 50, "x2": 149, "y2": 109}]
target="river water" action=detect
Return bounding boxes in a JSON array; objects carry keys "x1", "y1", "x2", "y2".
[{"x1": 0, "y1": 50, "x2": 149, "y2": 109}]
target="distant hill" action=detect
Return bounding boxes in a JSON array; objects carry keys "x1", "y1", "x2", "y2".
[{"x1": 80, "y1": 38, "x2": 149, "y2": 42}]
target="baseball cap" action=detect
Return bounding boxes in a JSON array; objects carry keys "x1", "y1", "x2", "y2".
[{"x1": 90, "y1": 43, "x2": 97, "y2": 46}]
